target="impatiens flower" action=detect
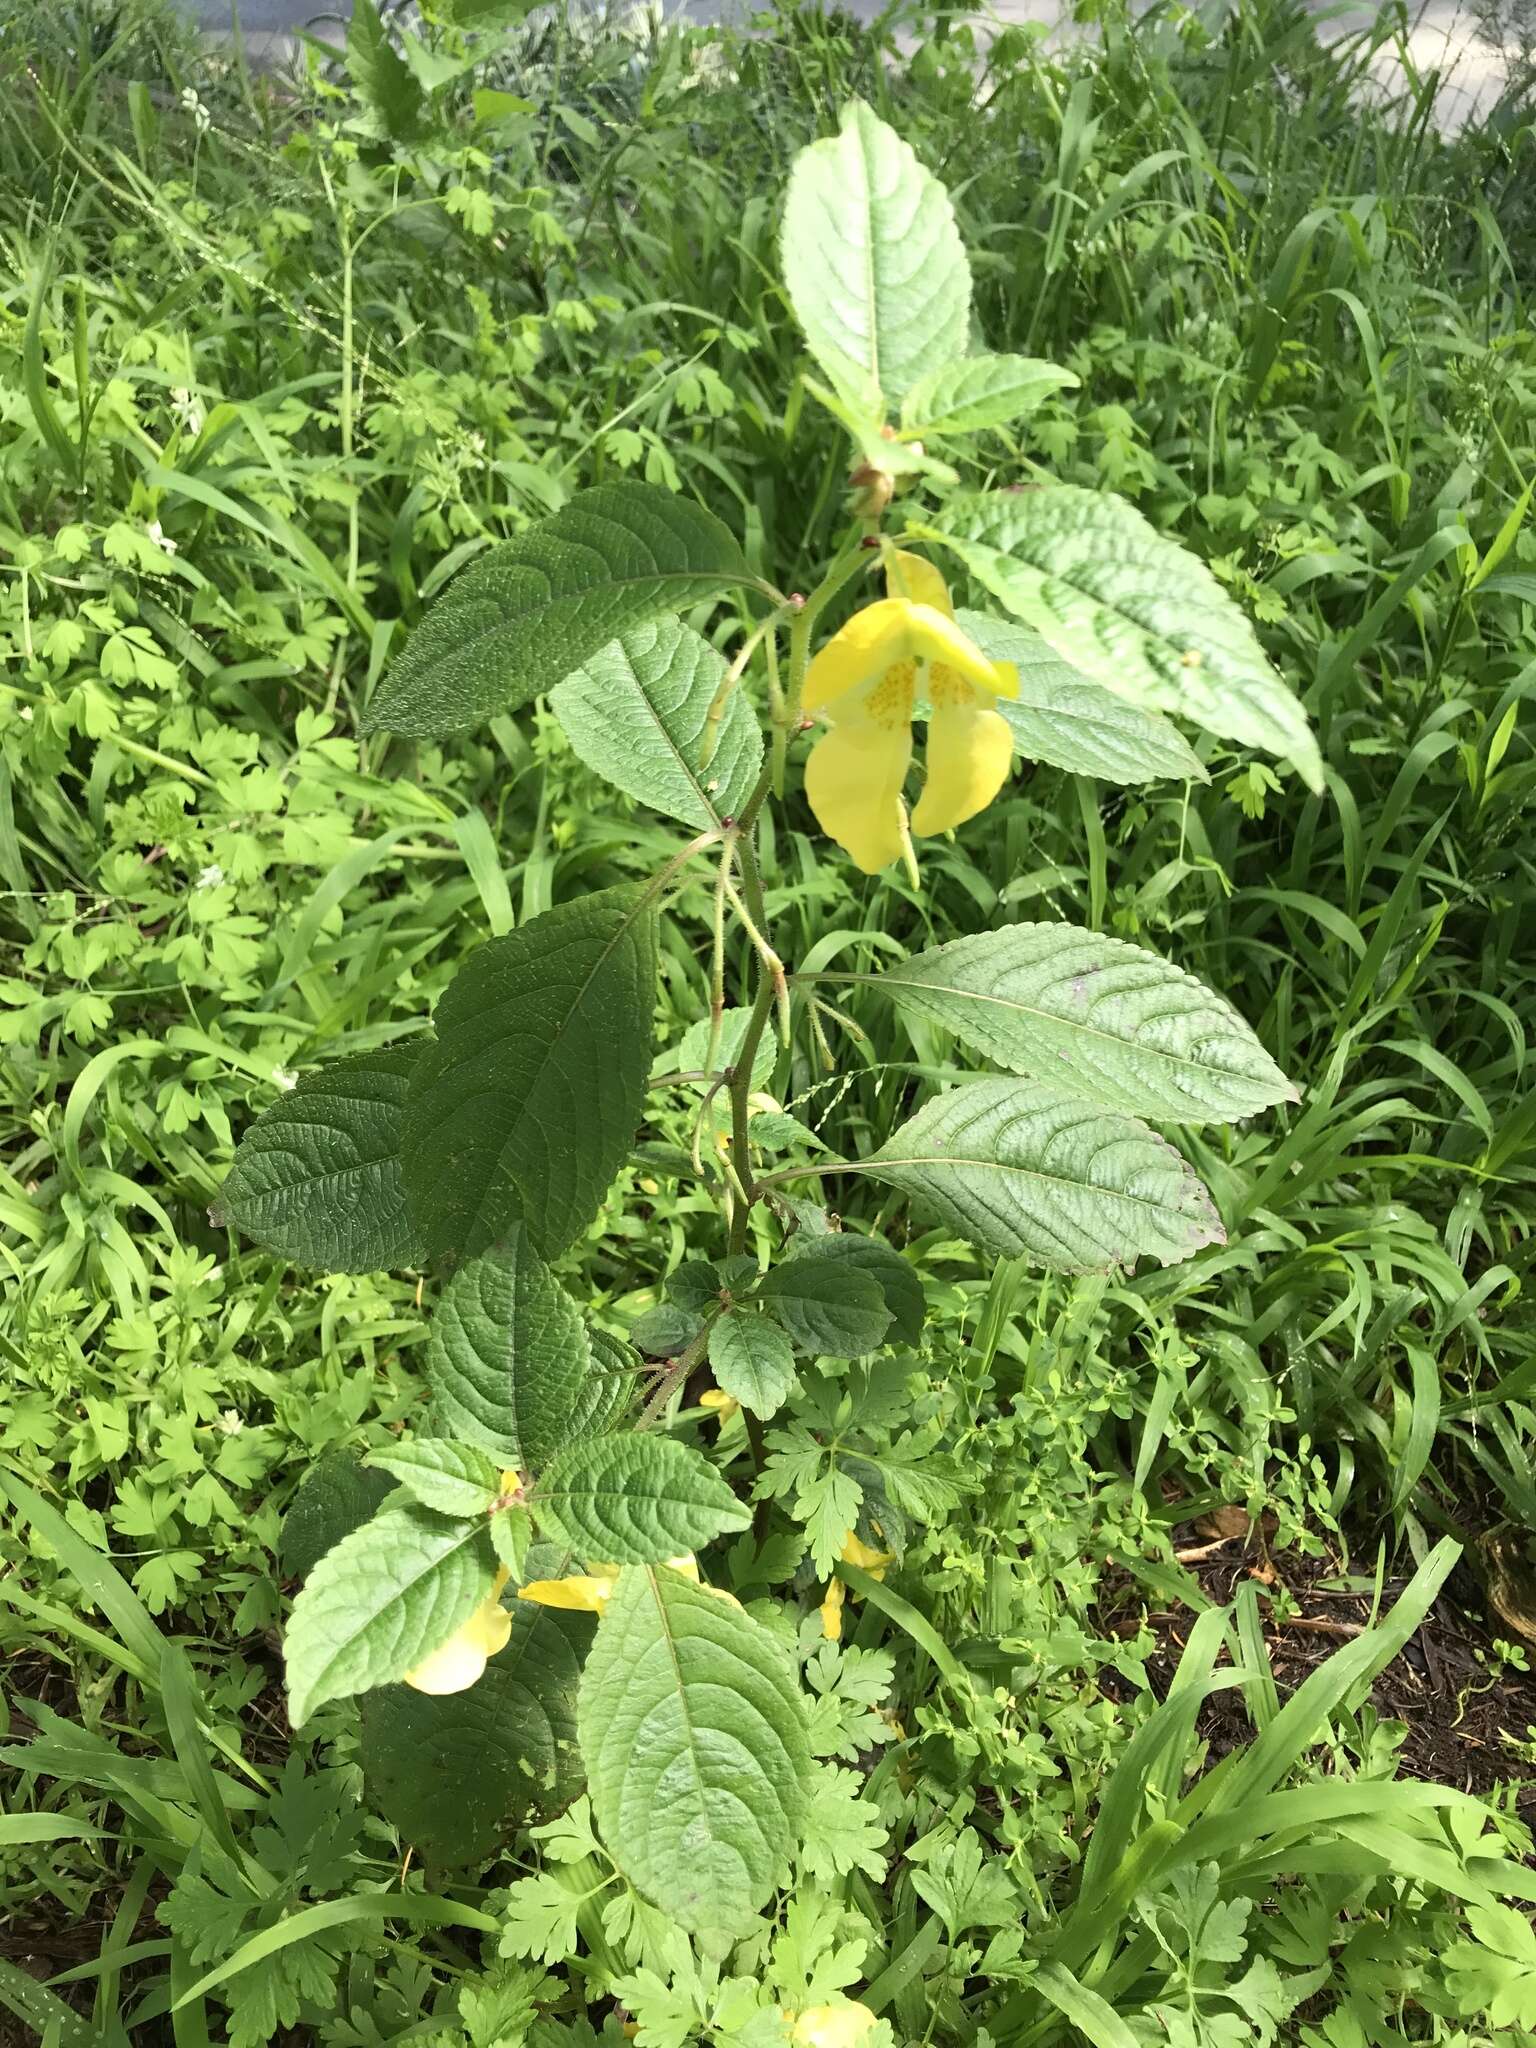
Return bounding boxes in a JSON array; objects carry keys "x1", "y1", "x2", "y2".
[
  {"x1": 519, "y1": 1554, "x2": 744, "y2": 1613},
  {"x1": 819, "y1": 1530, "x2": 894, "y2": 1643},
  {"x1": 516, "y1": 1560, "x2": 623, "y2": 1612},
  {"x1": 803, "y1": 552, "x2": 1018, "y2": 873},
  {"x1": 404, "y1": 1567, "x2": 512, "y2": 1696},
  {"x1": 700, "y1": 1387, "x2": 741, "y2": 1427},
  {"x1": 789, "y1": 2002, "x2": 878, "y2": 2048}
]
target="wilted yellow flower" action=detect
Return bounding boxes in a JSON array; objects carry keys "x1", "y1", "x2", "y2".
[
  {"x1": 789, "y1": 2002, "x2": 878, "y2": 2048},
  {"x1": 404, "y1": 1568, "x2": 512, "y2": 1695},
  {"x1": 819, "y1": 1530, "x2": 894, "y2": 1642},
  {"x1": 803, "y1": 552, "x2": 1017, "y2": 874}
]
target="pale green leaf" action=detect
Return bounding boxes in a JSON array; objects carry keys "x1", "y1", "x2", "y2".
[
  {"x1": 757, "y1": 1258, "x2": 892, "y2": 1358},
  {"x1": 578, "y1": 1566, "x2": 811, "y2": 1932},
  {"x1": 875, "y1": 924, "x2": 1297, "y2": 1122},
  {"x1": 360, "y1": 1547, "x2": 591, "y2": 1865},
  {"x1": 366, "y1": 484, "x2": 752, "y2": 738},
  {"x1": 367, "y1": 1441, "x2": 504, "y2": 1517},
  {"x1": 928, "y1": 490, "x2": 1323, "y2": 789},
  {"x1": 550, "y1": 617, "x2": 763, "y2": 830},
  {"x1": 957, "y1": 610, "x2": 1207, "y2": 786},
  {"x1": 855, "y1": 1078, "x2": 1225, "y2": 1269},
  {"x1": 708, "y1": 1312, "x2": 798, "y2": 1419},
  {"x1": 425, "y1": 1232, "x2": 604, "y2": 1469},
  {"x1": 216, "y1": 1046, "x2": 423, "y2": 1274},
  {"x1": 900, "y1": 353, "x2": 1077, "y2": 436},
  {"x1": 404, "y1": 884, "x2": 657, "y2": 1260},
  {"x1": 285, "y1": 1502, "x2": 498, "y2": 1726},
  {"x1": 781, "y1": 99, "x2": 970, "y2": 411},
  {"x1": 532, "y1": 1435, "x2": 750, "y2": 1562}
]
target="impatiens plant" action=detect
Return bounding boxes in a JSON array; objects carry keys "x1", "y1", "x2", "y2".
[{"x1": 217, "y1": 101, "x2": 1316, "y2": 1937}]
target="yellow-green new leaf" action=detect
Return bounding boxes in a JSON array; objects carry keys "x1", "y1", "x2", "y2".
[{"x1": 578, "y1": 1566, "x2": 811, "y2": 1933}]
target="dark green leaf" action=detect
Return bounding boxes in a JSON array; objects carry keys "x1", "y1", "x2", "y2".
[
  {"x1": 404, "y1": 886, "x2": 657, "y2": 1261},
  {"x1": 756, "y1": 1259, "x2": 892, "y2": 1358},
  {"x1": 216, "y1": 1046, "x2": 423, "y2": 1275},
  {"x1": 708, "y1": 1312, "x2": 798, "y2": 1418},
  {"x1": 426, "y1": 1233, "x2": 605, "y2": 1469},
  {"x1": 365, "y1": 485, "x2": 751, "y2": 738}
]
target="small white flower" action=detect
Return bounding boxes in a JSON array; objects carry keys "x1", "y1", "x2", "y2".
[
  {"x1": 195, "y1": 863, "x2": 224, "y2": 889},
  {"x1": 272, "y1": 1067, "x2": 299, "y2": 1091},
  {"x1": 216, "y1": 1408, "x2": 243, "y2": 1436},
  {"x1": 169, "y1": 387, "x2": 205, "y2": 437},
  {"x1": 147, "y1": 519, "x2": 178, "y2": 556}
]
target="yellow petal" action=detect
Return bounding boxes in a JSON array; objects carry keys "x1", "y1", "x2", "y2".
[
  {"x1": 700, "y1": 1388, "x2": 741, "y2": 1425},
  {"x1": 803, "y1": 599, "x2": 1012, "y2": 713},
  {"x1": 404, "y1": 1585, "x2": 513, "y2": 1696},
  {"x1": 516, "y1": 1574, "x2": 616, "y2": 1613},
  {"x1": 791, "y1": 2004, "x2": 878, "y2": 2048},
  {"x1": 819, "y1": 1576, "x2": 846, "y2": 1642},
  {"x1": 664, "y1": 1554, "x2": 700, "y2": 1581},
  {"x1": 805, "y1": 681, "x2": 914, "y2": 875},
  {"x1": 840, "y1": 1531, "x2": 894, "y2": 1579},
  {"x1": 884, "y1": 549, "x2": 953, "y2": 616},
  {"x1": 911, "y1": 675, "x2": 1015, "y2": 837}
]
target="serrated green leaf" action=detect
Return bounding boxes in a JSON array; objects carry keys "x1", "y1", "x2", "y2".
[
  {"x1": 781, "y1": 99, "x2": 970, "y2": 412},
  {"x1": 532, "y1": 1435, "x2": 750, "y2": 1563},
  {"x1": 928, "y1": 490, "x2": 1323, "y2": 789},
  {"x1": 875, "y1": 924, "x2": 1297, "y2": 1123},
  {"x1": 780, "y1": 1233, "x2": 926, "y2": 1349},
  {"x1": 747, "y1": 1111, "x2": 828, "y2": 1155},
  {"x1": 655, "y1": 1005, "x2": 778, "y2": 1093},
  {"x1": 365, "y1": 484, "x2": 751, "y2": 738},
  {"x1": 285, "y1": 1503, "x2": 499, "y2": 1726},
  {"x1": 347, "y1": 0, "x2": 423, "y2": 142},
  {"x1": 280, "y1": 1454, "x2": 396, "y2": 1584},
  {"x1": 217, "y1": 1046, "x2": 423, "y2": 1274},
  {"x1": 360, "y1": 1556, "x2": 590, "y2": 1865},
  {"x1": 756, "y1": 1259, "x2": 892, "y2": 1358},
  {"x1": 367, "y1": 1441, "x2": 503, "y2": 1517},
  {"x1": 585, "y1": 1326, "x2": 639, "y2": 1431},
  {"x1": 550, "y1": 617, "x2": 763, "y2": 830},
  {"x1": 404, "y1": 885, "x2": 657, "y2": 1261},
  {"x1": 426, "y1": 1233, "x2": 604, "y2": 1469},
  {"x1": 900, "y1": 353, "x2": 1077, "y2": 436},
  {"x1": 854, "y1": 1078, "x2": 1225, "y2": 1270},
  {"x1": 957, "y1": 611, "x2": 1207, "y2": 786},
  {"x1": 628, "y1": 1302, "x2": 702, "y2": 1358},
  {"x1": 708, "y1": 1312, "x2": 798, "y2": 1419},
  {"x1": 578, "y1": 1566, "x2": 811, "y2": 1932}
]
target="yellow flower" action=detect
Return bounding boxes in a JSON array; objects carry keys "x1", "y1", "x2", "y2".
[
  {"x1": 789, "y1": 2003, "x2": 878, "y2": 2048},
  {"x1": 700, "y1": 1387, "x2": 741, "y2": 1427},
  {"x1": 819, "y1": 1530, "x2": 894, "y2": 1642},
  {"x1": 517, "y1": 1556, "x2": 722, "y2": 1613},
  {"x1": 404, "y1": 1568, "x2": 512, "y2": 1696},
  {"x1": 803, "y1": 553, "x2": 1017, "y2": 873}
]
